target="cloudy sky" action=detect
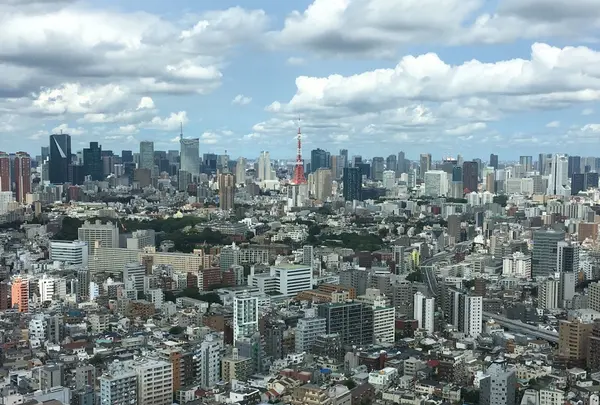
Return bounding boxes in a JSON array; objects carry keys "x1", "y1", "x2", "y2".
[{"x1": 2, "y1": 0, "x2": 600, "y2": 160}]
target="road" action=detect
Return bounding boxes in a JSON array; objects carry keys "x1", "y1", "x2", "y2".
[
  {"x1": 482, "y1": 312, "x2": 559, "y2": 343},
  {"x1": 422, "y1": 241, "x2": 472, "y2": 297}
]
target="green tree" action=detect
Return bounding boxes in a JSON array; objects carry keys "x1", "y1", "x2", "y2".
[
  {"x1": 89, "y1": 354, "x2": 104, "y2": 366},
  {"x1": 169, "y1": 326, "x2": 185, "y2": 335}
]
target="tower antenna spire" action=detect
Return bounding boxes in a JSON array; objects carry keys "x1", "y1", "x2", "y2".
[{"x1": 291, "y1": 117, "x2": 307, "y2": 185}]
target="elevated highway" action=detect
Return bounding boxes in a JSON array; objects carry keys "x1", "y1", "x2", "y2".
[{"x1": 482, "y1": 312, "x2": 559, "y2": 343}]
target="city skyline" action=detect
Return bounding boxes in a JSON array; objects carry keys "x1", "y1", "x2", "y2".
[{"x1": 1, "y1": 0, "x2": 600, "y2": 156}]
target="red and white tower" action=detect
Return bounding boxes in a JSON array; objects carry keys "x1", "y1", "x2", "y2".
[{"x1": 291, "y1": 120, "x2": 307, "y2": 184}]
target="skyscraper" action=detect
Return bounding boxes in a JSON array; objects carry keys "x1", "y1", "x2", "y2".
[
  {"x1": 532, "y1": 229, "x2": 565, "y2": 277},
  {"x1": 397, "y1": 151, "x2": 406, "y2": 174},
  {"x1": 547, "y1": 154, "x2": 569, "y2": 196},
  {"x1": 339, "y1": 149, "x2": 348, "y2": 168},
  {"x1": 233, "y1": 295, "x2": 259, "y2": 344},
  {"x1": 519, "y1": 155, "x2": 533, "y2": 172},
  {"x1": 568, "y1": 155, "x2": 581, "y2": 178},
  {"x1": 489, "y1": 154, "x2": 498, "y2": 170},
  {"x1": 121, "y1": 150, "x2": 133, "y2": 163},
  {"x1": 218, "y1": 173, "x2": 235, "y2": 210},
  {"x1": 49, "y1": 133, "x2": 72, "y2": 184},
  {"x1": 342, "y1": 167, "x2": 362, "y2": 201},
  {"x1": 139, "y1": 141, "x2": 154, "y2": 172},
  {"x1": 235, "y1": 157, "x2": 246, "y2": 184},
  {"x1": 14, "y1": 152, "x2": 30, "y2": 203},
  {"x1": 371, "y1": 157, "x2": 385, "y2": 181},
  {"x1": 386, "y1": 154, "x2": 397, "y2": 172},
  {"x1": 462, "y1": 161, "x2": 478, "y2": 193},
  {"x1": 180, "y1": 138, "x2": 200, "y2": 176},
  {"x1": 0, "y1": 152, "x2": 10, "y2": 191},
  {"x1": 413, "y1": 292, "x2": 435, "y2": 334},
  {"x1": 83, "y1": 142, "x2": 103, "y2": 181},
  {"x1": 310, "y1": 148, "x2": 329, "y2": 173},
  {"x1": 480, "y1": 360, "x2": 516, "y2": 405},
  {"x1": 257, "y1": 151, "x2": 271, "y2": 181},
  {"x1": 419, "y1": 153, "x2": 431, "y2": 179}
]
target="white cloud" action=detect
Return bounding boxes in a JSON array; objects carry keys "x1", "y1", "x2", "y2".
[
  {"x1": 145, "y1": 111, "x2": 189, "y2": 131},
  {"x1": 118, "y1": 124, "x2": 139, "y2": 135},
  {"x1": 137, "y1": 97, "x2": 155, "y2": 110},
  {"x1": 52, "y1": 123, "x2": 84, "y2": 136},
  {"x1": 232, "y1": 94, "x2": 252, "y2": 105},
  {"x1": 200, "y1": 132, "x2": 220, "y2": 144},
  {"x1": 546, "y1": 120, "x2": 561, "y2": 128},
  {"x1": 445, "y1": 122, "x2": 487, "y2": 135},
  {"x1": 286, "y1": 57, "x2": 306, "y2": 66},
  {"x1": 272, "y1": 0, "x2": 600, "y2": 57},
  {"x1": 583, "y1": 108, "x2": 594, "y2": 115},
  {"x1": 33, "y1": 83, "x2": 128, "y2": 115}
]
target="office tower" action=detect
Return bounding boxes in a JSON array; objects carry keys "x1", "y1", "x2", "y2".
[
  {"x1": 132, "y1": 359, "x2": 173, "y2": 405},
  {"x1": 296, "y1": 312, "x2": 327, "y2": 353},
  {"x1": 519, "y1": 155, "x2": 533, "y2": 172},
  {"x1": 0, "y1": 152, "x2": 9, "y2": 191},
  {"x1": 480, "y1": 360, "x2": 516, "y2": 405},
  {"x1": 121, "y1": 150, "x2": 133, "y2": 163},
  {"x1": 485, "y1": 171, "x2": 496, "y2": 193},
  {"x1": 139, "y1": 141, "x2": 154, "y2": 171},
  {"x1": 371, "y1": 156, "x2": 385, "y2": 181},
  {"x1": 413, "y1": 292, "x2": 435, "y2": 334},
  {"x1": 41, "y1": 146, "x2": 50, "y2": 162},
  {"x1": 49, "y1": 133, "x2": 72, "y2": 184},
  {"x1": 489, "y1": 153, "x2": 498, "y2": 170},
  {"x1": 126, "y1": 230, "x2": 155, "y2": 250},
  {"x1": 397, "y1": 151, "x2": 406, "y2": 174},
  {"x1": 339, "y1": 149, "x2": 348, "y2": 168},
  {"x1": 446, "y1": 290, "x2": 482, "y2": 337},
  {"x1": 78, "y1": 220, "x2": 119, "y2": 249},
  {"x1": 342, "y1": 167, "x2": 362, "y2": 201},
  {"x1": 547, "y1": 154, "x2": 569, "y2": 196},
  {"x1": 49, "y1": 240, "x2": 89, "y2": 266},
  {"x1": 123, "y1": 263, "x2": 145, "y2": 292},
  {"x1": 83, "y1": 142, "x2": 103, "y2": 180},
  {"x1": 538, "y1": 279, "x2": 560, "y2": 309},
  {"x1": 11, "y1": 277, "x2": 28, "y2": 312},
  {"x1": 218, "y1": 173, "x2": 235, "y2": 210},
  {"x1": 233, "y1": 295, "x2": 259, "y2": 343},
  {"x1": 462, "y1": 161, "x2": 478, "y2": 193},
  {"x1": 180, "y1": 137, "x2": 200, "y2": 176},
  {"x1": 314, "y1": 168, "x2": 332, "y2": 201},
  {"x1": 532, "y1": 229, "x2": 565, "y2": 277},
  {"x1": 310, "y1": 148, "x2": 329, "y2": 173},
  {"x1": 257, "y1": 151, "x2": 271, "y2": 181},
  {"x1": 419, "y1": 153, "x2": 431, "y2": 179},
  {"x1": 557, "y1": 242, "x2": 580, "y2": 273},
  {"x1": 382, "y1": 170, "x2": 396, "y2": 189},
  {"x1": 386, "y1": 154, "x2": 397, "y2": 172},
  {"x1": 559, "y1": 319, "x2": 592, "y2": 368},
  {"x1": 423, "y1": 170, "x2": 448, "y2": 197},
  {"x1": 357, "y1": 162, "x2": 371, "y2": 179},
  {"x1": 272, "y1": 264, "x2": 312, "y2": 295},
  {"x1": 330, "y1": 155, "x2": 341, "y2": 179},
  {"x1": 13, "y1": 152, "x2": 30, "y2": 203},
  {"x1": 318, "y1": 301, "x2": 374, "y2": 345},
  {"x1": 559, "y1": 271, "x2": 576, "y2": 307},
  {"x1": 572, "y1": 172, "x2": 598, "y2": 195},
  {"x1": 235, "y1": 157, "x2": 246, "y2": 184},
  {"x1": 568, "y1": 155, "x2": 581, "y2": 178}
]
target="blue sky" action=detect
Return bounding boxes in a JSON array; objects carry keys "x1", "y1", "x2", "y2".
[{"x1": 1, "y1": 0, "x2": 600, "y2": 161}]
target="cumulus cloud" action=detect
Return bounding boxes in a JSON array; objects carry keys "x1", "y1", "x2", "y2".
[
  {"x1": 52, "y1": 123, "x2": 84, "y2": 136},
  {"x1": 546, "y1": 120, "x2": 561, "y2": 128},
  {"x1": 145, "y1": 111, "x2": 189, "y2": 131},
  {"x1": 232, "y1": 94, "x2": 252, "y2": 105},
  {"x1": 286, "y1": 57, "x2": 306, "y2": 66}
]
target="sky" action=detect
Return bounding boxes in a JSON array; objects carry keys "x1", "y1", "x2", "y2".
[{"x1": 2, "y1": 0, "x2": 600, "y2": 161}]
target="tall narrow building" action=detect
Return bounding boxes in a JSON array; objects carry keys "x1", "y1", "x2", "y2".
[
  {"x1": 218, "y1": 173, "x2": 235, "y2": 210},
  {"x1": 462, "y1": 161, "x2": 479, "y2": 193},
  {"x1": 14, "y1": 152, "x2": 30, "y2": 203},
  {"x1": 413, "y1": 292, "x2": 435, "y2": 334},
  {"x1": 0, "y1": 152, "x2": 10, "y2": 191},
  {"x1": 139, "y1": 141, "x2": 154, "y2": 172},
  {"x1": 49, "y1": 133, "x2": 72, "y2": 184},
  {"x1": 257, "y1": 151, "x2": 271, "y2": 181},
  {"x1": 235, "y1": 157, "x2": 247, "y2": 184},
  {"x1": 342, "y1": 167, "x2": 362, "y2": 201},
  {"x1": 180, "y1": 137, "x2": 200, "y2": 177},
  {"x1": 419, "y1": 153, "x2": 431, "y2": 179},
  {"x1": 547, "y1": 154, "x2": 569, "y2": 196}
]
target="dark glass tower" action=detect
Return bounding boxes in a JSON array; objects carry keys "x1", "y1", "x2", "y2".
[
  {"x1": 49, "y1": 133, "x2": 72, "y2": 184},
  {"x1": 489, "y1": 153, "x2": 498, "y2": 170},
  {"x1": 462, "y1": 161, "x2": 478, "y2": 193},
  {"x1": 310, "y1": 148, "x2": 329, "y2": 173},
  {"x1": 343, "y1": 167, "x2": 362, "y2": 201},
  {"x1": 568, "y1": 156, "x2": 581, "y2": 178},
  {"x1": 121, "y1": 150, "x2": 133, "y2": 163},
  {"x1": 83, "y1": 142, "x2": 103, "y2": 181}
]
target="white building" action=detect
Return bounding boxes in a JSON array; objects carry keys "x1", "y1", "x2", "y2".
[
  {"x1": 462, "y1": 295, "x2": 483, "y2": 337},
  {"x1": 233, "y1": 295, "x2": 259, "y2": 343},
  {"x1": 295, "y1": 311, "x2": 327, "y2": 353},
  {"x1": 257, "y1": 151, "x2": 272, "y2": 181},
  {"x1": 413, "y1": 292, "x2": 435, "y2": 334},
  {"x1": 78, "y1": 220, "x2": 119, "y2": 250},
  {"x1": 368, "y1": 367, "x2": 398, "y2": 390},
  {"x1": 382, "y1": 170, "x2": 396, "y2": 190},
  {"x1": 272, "y1": 264, "x2": 312, "y2": 296},
  {"x1": 0, "y1": 191, "x2": 14, "y2": 214},
  {"x1": 132, "y1": 358, "x2": 173, "y2": 405},
  {"x1": 38, "y1": 275, "x2": 57, "y2": 302},
  {"x1": 147, "y1": 289, "x2": 164, "y2": 309},
  {"x1": 546, "y1": 154, "x2": 570, "y2": 197},
  {"x1": 502, "y1": 252, "x2": 532, "y2": 279},
  {"x1": 236, "y1": 157, "x2": 247, "y2": 184},
  {"x1": 373, "y1": 296, "x2": 396, "y2": 344},
  {"x1": 123, "y1": 262, "x2": 145, "y2": 292},
  {"x1": 424, "y1": 170, "x2": 448, "y2": 197},
  {"x1": 49, "y1": 240, "x2": 89, "y2": 266},
  {"x1": 100, "y1": 361, "x2": 138, "y2": 405},
  {"x1": 195, "y1": 333, "x2": 222, "y2": 390},
  {"x1": 126, "y1": 230, "x2": 156, "y2": 250},
  {"x1": 29, "y1": 315, "x2": 46, "y2": 348}
]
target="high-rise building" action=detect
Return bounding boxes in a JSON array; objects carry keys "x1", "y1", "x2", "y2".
[
  {"x1": 318, "y1": 301, "x2": 374, "y2": 346},
  {"x1": 49, "y1": 133, "x2": 72, "y2": 184},
  {"x1": 339, "y1": 149, "x2": 348, "y2": 168},
  {"x1": 83, "y1": 142, "x2": 103, "y2": 181},
  {"x1": 342, "y1": 167, "x2": 362, "y2": 201},
  {"x1": 419, "y1": 153, "x2": 431, "y2": 179},
  {"x1": 382, "y1": 170, "x2": 396, "y2": 190},
  {"x1": 257, "y1": 151, "x2": 271, "y2": 181},
  {"x1": 489, "y1": 153, "x2": 498, "y2": 170},
  {"x1": 519, "y1": 156, "x2": 533, "y2": 172},
  {"x1": 11, "y1": 277, "x2": 29, "y2": 312},
  {"x1": 233, "y1": 295, "x2": 259, "y2": 344},
  {"x1": 235, "y1": 157, "x2": 246, "y2": 184},
  {"x1": 424, "y1": 170, "x2": 448, "y2": 197},
  {"x1": 314, "y1": 168, "x2": 332, "y2": 201},
  {"x1": 557, "y1": 241, "x2": 580, "y2": 273},
  {"x1": 588, "y1": 319, "x2": 600, "y2": 370},
  {"x1": 13, "y1": 152, "x2": 30, "y2": 203},
  {"x1": 139, "y1": 141, "x2": 154, "y2": 172},
  {"x1": 568, "y1": 155, "x2": 581, "y2": 178},
  {"x1": 121, "y1": 150, "x2": 133, "y2": 163},
  {"x1": 413, "y1": 292, "x2": 435, "y2": 334},
  {"x1": 180, "y1": 138, "x2": 200, "y2": 176},
  {"x1": 386, "y1": 154, "x2": 397, "y2": 172},
  {"x1": 462, "y1": 161, "x2": 478, "y2": 193},
  {"x1": 532, "y1": 229, "x2": 565, "y2": 277},
  {"x1": 100, "y1": 361, "x2": 138, "y2": 405},
  {"x1": 132, "y1": 358, "x2": 173, "y2": 405},
  {"x1": 195, "y1": 334, "x2": 222, "y2": 390},
  {"x1": 446, "y1": 290, "x2": 482, "y2": 337},
  {"x1": 310, "y1": 148, "x2": 329, "y2": 173},
  {"x1": 538, "y1": 278, "x2": 560, "y2": 309},
  {"x1": 0, "y1": 152, "x2": 10, "y2": 191},
  {"x1": 547, "y1": 154, "x2": 569, "y2": 196},
  {"x1": 558, "y1": 319, "x2": 592, "y2": 368},
  {"x1": 397, "y1": 151, "x2": 406, "y2": 174},
  {"x1": 78, "y1": 220, "x2": 119, "y2": 250},
  {"x1": 272, "y1": 264, "x2": 313, "y2": 296},
  {"x1": 218, "y1": 173, "x2": 235, "y2": 210},
  {"x1": 371, "y1": 156, "x2": 385, "y2": 181},
  {"x1": 480, "y1": 360, "x2": 516, "y2": 405}
]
